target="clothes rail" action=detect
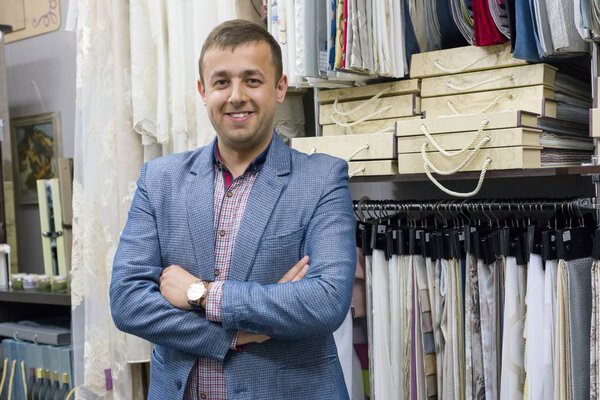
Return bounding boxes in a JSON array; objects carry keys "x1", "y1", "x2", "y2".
[{"x1": 352, "y1": 197, "x2": 596, "y2": 213}]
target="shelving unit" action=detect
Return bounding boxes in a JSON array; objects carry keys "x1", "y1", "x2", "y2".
[
  {"x1": 0, "y1": 287, "x2": 70, "y2": 306},
  {"x1": 350, "y1": 165, "x2": 600, "y2": 183}
]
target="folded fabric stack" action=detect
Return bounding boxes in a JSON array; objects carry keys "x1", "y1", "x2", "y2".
[{"x1": 290, "y1": 79, "x2": 422, "y2": 177}]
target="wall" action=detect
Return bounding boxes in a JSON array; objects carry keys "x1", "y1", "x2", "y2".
[{"x1": 5, "y1": 0, "x2": 75, "y2": 273}]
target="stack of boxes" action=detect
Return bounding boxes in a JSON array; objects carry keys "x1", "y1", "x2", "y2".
[
  {"x1": 395, "y1": 43, "x2": 592, "y2": 193},
  {"x1": 290, "y1": 80, "x2": 422, "y2": 177},
  {"x1": 292, "y1": 43, "x2": 592, "y2": 191}
]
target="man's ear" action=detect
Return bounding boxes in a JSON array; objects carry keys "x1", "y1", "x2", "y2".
[
  {"x1": 276, "y1": 74, "x2": 288, "y2": 104},
  {"x1": 197, "y1": 79, "x2": 206, "y2": 101}
]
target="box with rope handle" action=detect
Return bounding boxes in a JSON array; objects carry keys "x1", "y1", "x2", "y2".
[
  {"x1": 317, "y1": 79, "x2": 422, "y2": 136},
  {"x1": 409, "y1": 43, "x2": 527, "y2": 79},
  {"x1": 289, "y1": 132, "x2": 398, "y2": 178}
]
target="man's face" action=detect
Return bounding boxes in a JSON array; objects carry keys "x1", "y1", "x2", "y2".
[{"x1": 198, "y1": 41, "x2": 287, "y2": 154}]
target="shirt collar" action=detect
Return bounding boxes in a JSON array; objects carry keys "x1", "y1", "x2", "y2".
[{"x1": 213, "y1": 135, "x2": 273, "y2": 175}]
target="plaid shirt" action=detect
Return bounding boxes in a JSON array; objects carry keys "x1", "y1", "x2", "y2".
[{"x1": 184, "y1": 144, "x2": 268, "y2": 400}]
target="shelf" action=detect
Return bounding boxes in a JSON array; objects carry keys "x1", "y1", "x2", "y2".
[
  {"x1": 0, "y1": 288, "x2": 70, "y2": 306},
  {"x1": 349, "y1": 165, "x2": 600, "y2": 183}
]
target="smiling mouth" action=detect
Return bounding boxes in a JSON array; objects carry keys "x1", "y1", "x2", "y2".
[{"x1": 226, "y1": 112, "x2": 253, "y2": 120}]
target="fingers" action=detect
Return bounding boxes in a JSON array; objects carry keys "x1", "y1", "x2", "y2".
[
  {"x1": 291, "y1": 264, "x2": 309, "y2": 282},
  {"x1": 278, "y1": 255, "x2": 309, "y2": 283}
]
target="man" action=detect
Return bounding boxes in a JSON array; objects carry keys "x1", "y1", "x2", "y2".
[{"x1": 110, "y1": 19, "x2": 356, "y2": 400}]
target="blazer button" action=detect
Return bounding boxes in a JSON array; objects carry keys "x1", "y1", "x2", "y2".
[{"x1": 176, "y1": 380, "x2": 182, "y2": 390}]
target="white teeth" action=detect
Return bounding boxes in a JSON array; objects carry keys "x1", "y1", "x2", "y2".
[{"x1": 230, "y1": 112, "x2": 249, "y2": 118}]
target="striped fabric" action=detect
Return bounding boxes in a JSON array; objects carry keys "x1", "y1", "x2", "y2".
[{"x1": 185, "y1": 163, "x2": 258, "y2": 400}]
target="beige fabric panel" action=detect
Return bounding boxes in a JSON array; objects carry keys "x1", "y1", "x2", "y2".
[
  {"x1": 318, "y1": 79, "x2": 421, "y2": 104},
  {"x1": 322, "y1": 116, "x2": 423, "y2": 136},
  {"x1": 290, "y1": 133, "x2": 396, "y2": 161},
  {"x1": 395, "y1": 110, "x2": 538, "y2": 137},
  {"x1": 397, "y1": 128, "x2": 541, "y2": 153},
  {"x1": 397, "y1": 147, "x2": 541, "y2": 173},
  {"x1": 421, "y1": 86, "x2": 555, "y2": 118},
  {"x1": 410, "y1": 43, "x2": 527, "y2": 79},
  {"x1": 348, "y1": 160, "x2": 398, "y2": 176},
  {"x1": 420, "y1": 64, "x2": 557, "y2": 97},
  {"x1": 320, "y1": 94, "x2": 420, "y2": 125}
]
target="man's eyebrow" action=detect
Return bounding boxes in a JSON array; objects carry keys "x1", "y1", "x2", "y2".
[
  {"x1": 209, "y1": 69, "x2": 265, "y2": 80},
  {"x1": 240, "y1": 69, "x2": 265, "y2": 77},
  {"x1": 209, "y1": 70, "x2": 229, "y2": 80}
]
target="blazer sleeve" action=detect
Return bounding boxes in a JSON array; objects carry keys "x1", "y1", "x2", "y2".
[
  {"x1": 109, "y1": 164, "x2": 235, "y2": 362},
  {"x1": 220, "y1": 159, "x2": 357, "y2": 340}
]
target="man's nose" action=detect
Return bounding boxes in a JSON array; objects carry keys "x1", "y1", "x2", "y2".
[{"x1": 228, "y1": 81, "x2": 248, "y2": 105}]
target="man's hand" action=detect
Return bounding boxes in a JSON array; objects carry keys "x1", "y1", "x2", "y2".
[
  {"x1": 237, "y1": 256, "x2": 310, "y2": 345},
  {"x1": 278, "y1": 255, "x2": 309, "y2": 283},
  {"x1": 159, "y1": 265, "x2": 199, "y2": 310}
]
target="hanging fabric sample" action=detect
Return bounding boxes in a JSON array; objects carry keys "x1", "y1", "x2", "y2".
[
  {"x1": 450, "y1": 0, "x2": 475, "y2": 44},
  {"x1": 542, "y1": 230, "x2": 558, "y2": 399},
  {"x1": 544, "y1": 0, "x2": 590, "y2": 54},
  {"x1": 557, "y1": 226, "x2": 594, "y2": 400},
  {"x1": 500, "y1": 252, "x2": 525, "y2": 399},
  {"x1": 366, "y1": 225, "x2": 394, "y2": 399},
  {"x1": 591, "y1": 232, "x2": 600, "y2": 400},
  {"x1": 512, "y1": 0, "x2": 542, "y2": 61},
  {"x1": 465, "y1": 249, "x2": 486, "y2": 399},
  {"x1": 524, "y1": 251, "x2": 546, "y2": 399},
  {"x1": 436, "y1": 0, "x2": 469, "y2": 48},
  {"x1": 472, "y1": 0, "x2": 509, "y2": 46},
  {"x1": 488, "y1": 0, "x2": 511, "y2": 39}
]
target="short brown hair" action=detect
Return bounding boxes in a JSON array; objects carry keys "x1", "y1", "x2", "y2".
[{"x1": 198, "y1": 19, "x2": 283, "y2": 86}]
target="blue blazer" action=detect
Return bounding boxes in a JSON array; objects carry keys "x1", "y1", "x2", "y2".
[{"x1": 110, "y1": 134, "x2": 356, "y2": 399}]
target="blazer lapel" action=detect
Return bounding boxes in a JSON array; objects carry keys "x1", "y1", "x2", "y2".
[
  {"x1": 229, "y1": 135, "x2": 291, "y2": 281},
  {"x1": 185, "y1": 140, "x2": 217, "y2": 280}
]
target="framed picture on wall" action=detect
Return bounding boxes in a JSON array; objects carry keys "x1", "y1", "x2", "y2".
[{"x1": 10, "y1": 112, "x2": 61, "y2": 204}]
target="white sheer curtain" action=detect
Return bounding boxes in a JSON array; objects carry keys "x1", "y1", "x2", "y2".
[
  {"x1": 130, "y1": 0, "x2": 262, "y2": 159},
  {"x1": 71, "y1": 0, "x2": 244, "y2": 398}
]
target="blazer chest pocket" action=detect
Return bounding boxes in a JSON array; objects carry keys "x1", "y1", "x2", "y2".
[
  {"x1": 260, "y1": 226, "x2": 305, "y2": 250},
  {"x1": 255, "y1": 227, "x2": 305, "y2": 280}
]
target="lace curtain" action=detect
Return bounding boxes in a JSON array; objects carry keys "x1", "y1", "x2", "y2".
[{"x1": 71, "y1": 0, "x2": 250, "y2": 398}]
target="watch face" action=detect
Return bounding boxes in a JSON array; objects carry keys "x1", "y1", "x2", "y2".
[{"x1": 187, "y1": 282, "x2": 207, "y2": 302}]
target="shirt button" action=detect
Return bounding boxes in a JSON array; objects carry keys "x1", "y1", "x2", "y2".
[
  {"x1": 215, "y1": 269, "x2": 220, "y2": 277},
  {"x1": 200, "y1": 393, "x2": 207, "y2": 399},
  {"x1": 219, "y1": 229, "x2": 226, "y2": 236},
  {"x1": 227, "y1": 191, "x2": 233, "y2": 197}
]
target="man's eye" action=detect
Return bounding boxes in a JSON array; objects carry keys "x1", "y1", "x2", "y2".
[
  {"x1": 214, "y1": 80, "x2": 228, "y2": 87},
  {"x1": 247, "y1": 79, "x2": 261, "y2": 86}
]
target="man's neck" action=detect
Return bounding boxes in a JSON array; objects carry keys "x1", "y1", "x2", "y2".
[{"x1": 217, "y1": 140, "x2": 270, "y2": 179}]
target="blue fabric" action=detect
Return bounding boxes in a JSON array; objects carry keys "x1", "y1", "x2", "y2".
[
  {"x1": 110, "y1": 134, "x2": 356, "y2": 400},
  {"x1": 404, "y1": 0, "x2": 420, "y2": 67},
  {"x1": 513, "y1": 0, "x2": 542, "y2": 62},
  {"x1": 437, "y1": 0, "x2": 468, "y2": 48}
]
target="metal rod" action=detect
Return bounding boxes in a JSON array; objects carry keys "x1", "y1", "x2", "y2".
[{"x1": 352, "y1": 198, "x2": 596, "y2": 212}]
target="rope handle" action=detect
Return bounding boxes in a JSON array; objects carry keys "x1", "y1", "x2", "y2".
[
  {"x1": 331, "y1": 105, "x2": 392, "y2": 128},
  {"x1": 20, "y1": 360, "x2": 27, "y2": 399},
  {"x1": 423, "y1": 157, "x2": 492, "y2": 197},
  {"x1": 308, "y1": 144, "x2": 371, "y2": 162},
  {"x1": 349, "y1": 165, "x2": 366, "y2": 178},
  {"x1": 446, "y1": 73, "x2": 514, "y2": 92},
  {"x1": 66, "y1": 387, "x2": 76, "y2": 400},
  {"x1": 433, "y1": 51, "x2": 501, "y2": 74},
  {"x1": 420, "y1": 135, "x2": 491, "y2": 175},
  {"x1": 7, "y1": 359, "x2": 15, "y2": 400},
  {"x1": 338, "y1": 123, "x2": 395, "y2": 136},
  {"x1": 447, "y1": 91, "x2": 513, "y2": 115},
  {"x1": 346, "y1": 144, "x2": 370, "y2": 162},
  {"x1": 0, "y1": 358, "x2": 7, "y2": 396},
  {"x1": 420, "y1": 118, "x2": 490, "y2": 157},
  {"x1": 333, "y1": 86, "x2": 392, "y2": 116}
]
